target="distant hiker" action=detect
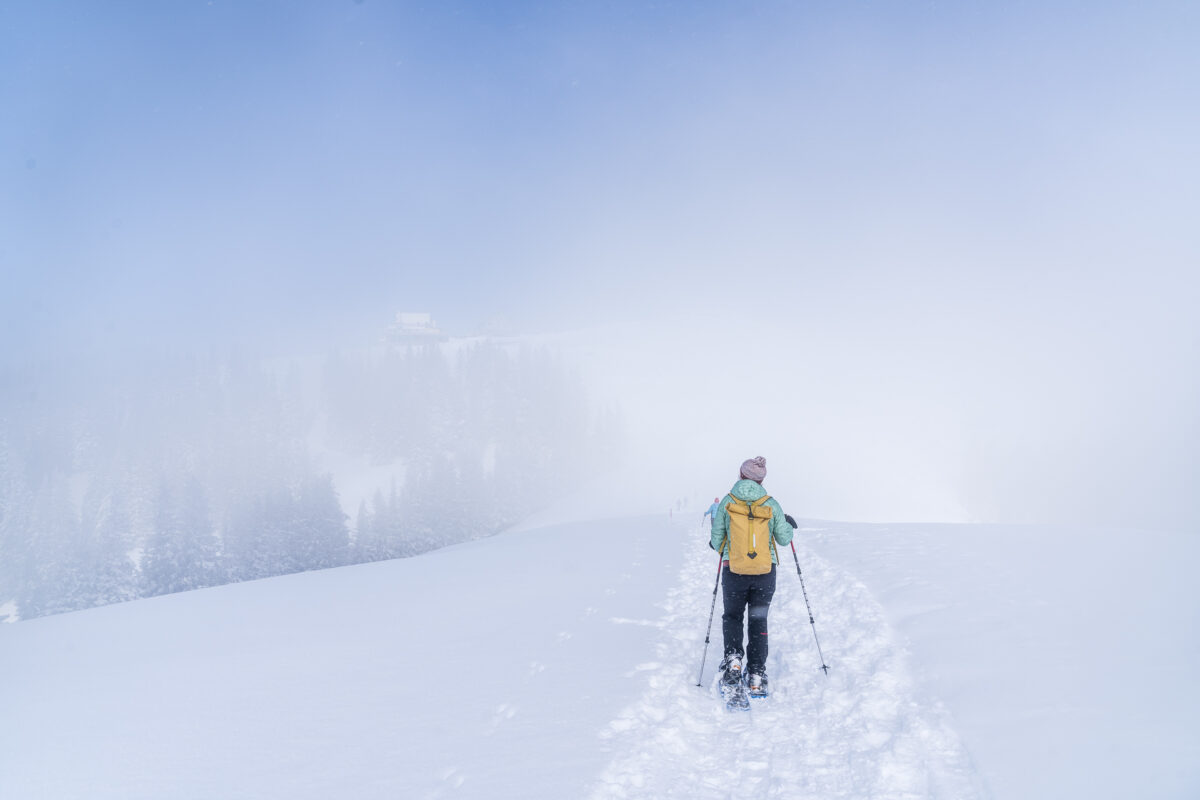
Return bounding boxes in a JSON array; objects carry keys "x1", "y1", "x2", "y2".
[
  {"x1": 702, "y1": 497, "x2": 719, "y2": 525},
  {"x1": 710, "y1": 456, "x2": 793, "y2": 698}
]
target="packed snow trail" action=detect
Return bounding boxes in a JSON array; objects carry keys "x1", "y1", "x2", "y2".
[{"x1": 589, "y1": 518, "x2": 987, "y2": 799}]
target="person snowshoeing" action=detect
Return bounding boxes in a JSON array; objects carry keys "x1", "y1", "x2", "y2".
[
  {"x1": 702, "y1": 497, "x2": 720, "y2": 525},
  {"x1": 710, "y1": 456, "x2": 793, "y2": 698}
]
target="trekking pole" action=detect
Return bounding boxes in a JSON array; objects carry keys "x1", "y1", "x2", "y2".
[
  {"x1": 696, "y1": 555, "x2": 723, "y2": 686},
  {"x1": 785, "y1": 515, "x2": 830, "y2": 676}
]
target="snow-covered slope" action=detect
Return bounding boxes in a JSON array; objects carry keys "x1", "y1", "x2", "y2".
[
  {"x1": 2, "y1": 513, "x2": 1196, "y2": 799},
  {"x1": 810, "y1": 521, "x2": 1200, "y2": 800},
  {"x1": 0, "y1": 516, "x2": 678, "y2": 799}
]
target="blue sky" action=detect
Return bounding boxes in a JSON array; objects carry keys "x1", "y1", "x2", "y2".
[{"x1": 5, "y1": 0, "x2": 1195, "y2": 353}]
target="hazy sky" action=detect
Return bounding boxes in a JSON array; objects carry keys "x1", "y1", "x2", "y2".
[{"x1": 3, "y1": 1, "x2": 1197, "y2": 528}]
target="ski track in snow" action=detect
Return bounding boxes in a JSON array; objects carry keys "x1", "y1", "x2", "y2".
[{"x1": 589, "y1": 521, "x2": 989, "y2": 800}]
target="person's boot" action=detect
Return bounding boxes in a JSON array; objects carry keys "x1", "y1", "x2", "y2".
[
  {"x1": 719, "y1": 653, "x2": 743, "y2": 687},
  {"x1": 747, "y1": 671, "x2": 769, "y2": 698}
]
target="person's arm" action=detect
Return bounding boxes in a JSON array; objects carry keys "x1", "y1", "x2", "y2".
[
  {"x1": 710, "y1": 497, "x2": 729, "y2": 556},
  {"x1": 769, "y1": 498, "x2": 794, "y2": 548}
]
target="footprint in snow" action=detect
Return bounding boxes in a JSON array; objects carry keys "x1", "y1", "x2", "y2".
[
  {"x1": 485, "y1": 703, "x2": 518, "y2": 735},
  {"x1": 422, "y1": 767, "x2": 467, "y2": 799},
  {"x1": 439, "y1": 767, "x2": 466, "y2": 788},
  {"x1": 621, "y1": 661, "x2": 662, "y2": 677}
]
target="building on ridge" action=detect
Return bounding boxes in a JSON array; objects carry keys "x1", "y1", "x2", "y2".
[{"x1": 386, "y1": 312, "x2": 447, "y2": 344}]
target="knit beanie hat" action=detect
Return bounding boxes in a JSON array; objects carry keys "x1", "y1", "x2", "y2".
[{"x1": 739, "y1": 456, "x2": 767, "y2": 482}]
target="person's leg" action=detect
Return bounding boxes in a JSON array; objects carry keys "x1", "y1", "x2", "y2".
[
  {"x1": 745, "y1": 566, "x2": 778, "y2": 674},
  {"x1": 721, "y1": 566, "x2": 750, "y2": 659}
]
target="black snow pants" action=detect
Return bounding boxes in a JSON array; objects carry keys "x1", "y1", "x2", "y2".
[{"x1": 721, "y1": 563, "x2": 777, "y2": 675}]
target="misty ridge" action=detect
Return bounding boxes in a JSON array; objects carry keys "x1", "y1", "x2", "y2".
[{"x1": 0, "y1": 336, "x2": 624, "y2": 621}]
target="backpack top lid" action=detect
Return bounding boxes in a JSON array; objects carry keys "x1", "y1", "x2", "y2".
[{"x1": 726, "y1": 494, "x2": 772, "y2": 516}]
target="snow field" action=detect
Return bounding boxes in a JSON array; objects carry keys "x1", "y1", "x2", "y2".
[
  {"x1": 7, "y1": 509, "x2": 1191, "y2": 798},
  {"x1": 808, "y1": 522, "x2": 1200, "y2": 799},
  {"x1": 589, "y1": 519, "x2": 986, "y2": 799},
  {"x1": 0, "y1": 517, "x2": 684, "y2": 800}
]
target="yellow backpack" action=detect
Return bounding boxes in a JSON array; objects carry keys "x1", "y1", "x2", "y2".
[{"x1": 723, "y1": 495, "x2": 775, "y2": 575}]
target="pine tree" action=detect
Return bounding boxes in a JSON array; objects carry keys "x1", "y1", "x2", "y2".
[
  {"x1": 370, "y1": 487, "x2": 393, "y2": 558},
  {"x1": 142, "y1": 477, "x2": 220, "y2": 597},
  {"x1": 353, "y1": 499, "x2": 375, "y2": 563},
  {"x1": 0, "y1": 427, "x2": 33, "y2": 614},
  {"x1": 142, "y1": 482, "x2": 182, "y2": 596},
  {"x1": 75, "y1": 482, "x2": 137, "y2": 609},
  {"x1": 18, "y1": 475, "x2": 81, "y2": 618},
  {"x1": 292, "y1": 474, "x2": 349, "y2": 571},
  {"x1": 177, "y1": 476, "x2": 220, "y2": 589}
]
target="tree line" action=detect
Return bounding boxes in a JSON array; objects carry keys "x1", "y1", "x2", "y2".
[{"x1": 0, "y1": 342, "x2": 622, "y2": 620}]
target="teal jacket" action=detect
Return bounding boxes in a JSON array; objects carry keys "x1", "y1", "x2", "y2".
[{"x1": 710, "y1": 479, "x2": 794, "y2": 564}]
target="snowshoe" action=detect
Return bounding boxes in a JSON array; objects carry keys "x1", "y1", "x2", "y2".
[
  {"x1": 717, "y1": 654, "x2": 750, "y2": 711},
  {"x1": 723, "y1": 681, "x2": 750, "y2": 712},
  {"x1": 747, "y1": 672, "x2": 769, "y2": 699},
  {"x1": 718, "y1": 653, "x2": 743, "y2": 688}
]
